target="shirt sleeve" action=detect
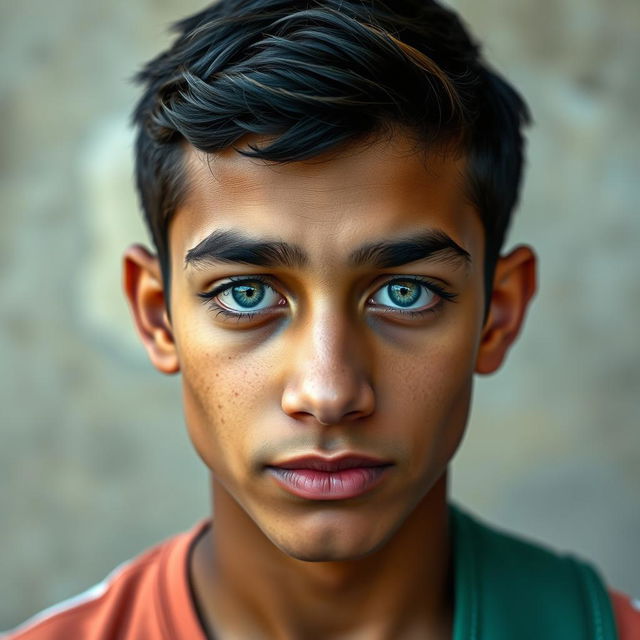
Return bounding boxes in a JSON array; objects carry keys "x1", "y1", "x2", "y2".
[{"x1": 611, "y1": 590, "x2": 640, "y2": 640}]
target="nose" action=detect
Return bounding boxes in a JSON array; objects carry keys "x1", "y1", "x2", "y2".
[{"x1": 280, "y1": 310, "x2": 375, "y2": 425}]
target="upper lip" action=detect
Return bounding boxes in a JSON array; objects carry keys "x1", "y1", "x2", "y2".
[{"x1": 267, "y1": 454, "x2": 392, "y2": 472}]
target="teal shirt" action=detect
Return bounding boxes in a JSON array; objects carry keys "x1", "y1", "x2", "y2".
[{"x1": 451, "y1": 505, "x2": 618, "y2": 639}]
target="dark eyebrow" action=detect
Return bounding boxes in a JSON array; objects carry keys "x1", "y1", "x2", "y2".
[
  {"x1": 349, "y1": 231, "x2": 471, "y2": 269},
  {"x1": 185, "y1": 230, "x2": 308, "y2": 269},
  {"x1": 185, "y1": 228, "x2": 470, "y2": 272}
]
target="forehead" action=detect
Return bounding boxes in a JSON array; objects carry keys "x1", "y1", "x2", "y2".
[{"x1": 169, "y1": 134, "x2": 484, "y2": 267}]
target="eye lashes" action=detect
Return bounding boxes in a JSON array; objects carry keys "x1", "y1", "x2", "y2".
[
  {"x1": 389, "y1": 276, "x2": 458, "y2": 303},
  {"x1": 198, "y1": 274, "x2": 275, "y2": 302},
  {"x1": 198, "y1": 274, "x2": 458, "y2": 320}
]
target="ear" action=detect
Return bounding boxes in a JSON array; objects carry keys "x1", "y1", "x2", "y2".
[
  {"x1": 475, "y1": 245, "x2": 537, "y2": 375},
  {"x1": 123, "y1": 244, "x2": 179, "y2": 374}
]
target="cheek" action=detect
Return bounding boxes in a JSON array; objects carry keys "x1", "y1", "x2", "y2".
[
  {"x1": 379, "y1": 319, "x2": 479, "y2": 476},
  {"x1": 178, "y1": 337, "x2": 272, "y2": 479}
]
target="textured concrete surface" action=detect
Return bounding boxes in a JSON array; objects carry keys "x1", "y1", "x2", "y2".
[{"x1": 1, "y1": 0, "x2": 639, "y2": 630}]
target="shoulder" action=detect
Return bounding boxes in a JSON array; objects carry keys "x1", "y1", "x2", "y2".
[
  {"x1": 3, "y1": 522, "x2": 208, "y2": 640},
  {"x1": 4, "y1": 544, "x2": 166, "y2": 640},
  {"x1": 611, "y1": 591, "x2": 640, "y2": 640},
  {"x1": 451, "y1": 505, "x2": 635, "y2": 639}
]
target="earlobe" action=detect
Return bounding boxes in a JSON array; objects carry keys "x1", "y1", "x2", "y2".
[
  {"x1": 123, "y1": 244, "x2": 179, "y2": 374},
  {"x1": 475, "y1": 245, "x2": 537, "y2": 375}
]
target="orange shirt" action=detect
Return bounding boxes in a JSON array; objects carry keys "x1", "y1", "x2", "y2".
[
  {"x1": 5, "y1": 523, "x2": 209, "y2": 640},
  {"x1": 6, "y1": 521, "x2": 640, "y2": 639}
]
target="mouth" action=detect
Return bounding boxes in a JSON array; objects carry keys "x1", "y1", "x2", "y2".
[{"x1": 265, "y1": 455, "x2": 393, "y2": 501}]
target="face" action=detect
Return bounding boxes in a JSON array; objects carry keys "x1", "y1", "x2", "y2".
[{"x1": 127, "y1": 133, "x2": 535, "y2": 562}]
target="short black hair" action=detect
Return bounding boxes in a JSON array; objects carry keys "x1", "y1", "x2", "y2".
[{"x1": 132, "y1": 0, "x2": 530, "y2": 296}]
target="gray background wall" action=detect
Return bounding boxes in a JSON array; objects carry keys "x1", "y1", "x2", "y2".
[{"x1": 1, "y1": 0, "x2": 638, "y2": 630}]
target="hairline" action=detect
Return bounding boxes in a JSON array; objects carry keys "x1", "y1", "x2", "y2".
[{"x1": 156, "y1": 130, "x2": 491, "y2": 312}]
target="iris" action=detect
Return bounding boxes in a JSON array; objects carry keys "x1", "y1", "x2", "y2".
[
  {"x1": 230, "y1": 283, "x2": 266, "y2": 308},
  {"x1": 387, "y1": 281, "x2": 421, "y2": 307}
]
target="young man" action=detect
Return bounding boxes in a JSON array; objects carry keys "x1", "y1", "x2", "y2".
[{"x1": 7, "y1": 0, "x2": 639, "y2": 638}]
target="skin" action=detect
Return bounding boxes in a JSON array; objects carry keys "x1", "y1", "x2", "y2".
[{"x1": 124, "y1": 132, "x2": 536, "y2": 639}]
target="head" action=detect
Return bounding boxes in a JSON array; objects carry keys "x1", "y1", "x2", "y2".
[{"x1": 125, "y1": 0, "x2": 536, "y2": 561}]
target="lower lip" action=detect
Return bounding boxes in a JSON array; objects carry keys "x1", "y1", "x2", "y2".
[{"x1": 267, "y1": 466, "x2": 390, "y2": 501}]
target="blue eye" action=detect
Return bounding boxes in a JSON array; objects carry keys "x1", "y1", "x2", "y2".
[
  {"x1": 201, "y1": 278, "x2": 284, "y2": 315},
  {"x1": 370, "y1": 278, "x2": 440, "y2": 312},
  {"x1": 228, "y1": 283, "x2": 266, "y2": 308},
  {"x1": 219, "y1": 281, "x2": 281, "y2": 312}
]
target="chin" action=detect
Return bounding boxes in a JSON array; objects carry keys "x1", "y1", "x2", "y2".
[
  {"x1": 266, "y1": 519, "x2": 392, "y2": 563},
  {"x1": 276, "y1": 541, "x2": 380, "y2": 563}
]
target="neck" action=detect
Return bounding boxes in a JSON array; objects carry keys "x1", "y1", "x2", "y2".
[{"x1": 191, "y1": 473, "x2": 452, "y2": 640}]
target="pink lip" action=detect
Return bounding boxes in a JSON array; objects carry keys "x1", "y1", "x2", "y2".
[{"x1": 266, "y1": 455, "x2": 392, "y2": 501}]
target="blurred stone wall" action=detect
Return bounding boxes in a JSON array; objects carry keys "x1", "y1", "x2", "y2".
[{"x1": 1, "y1": 0, "x2": 638, "y2": 630}]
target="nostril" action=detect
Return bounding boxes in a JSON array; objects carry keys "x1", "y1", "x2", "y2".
[
  {"x1": 281, "y1": 380, "x2": 375, "y2": 425},
  {"x1": 343, "y1": 409, "x2": 367, "y2": 421}
]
